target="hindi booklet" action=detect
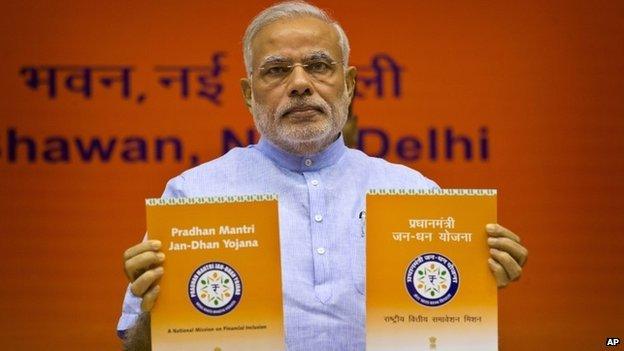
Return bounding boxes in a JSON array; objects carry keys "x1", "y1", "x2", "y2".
[
  {"x1": 146, "y1": 195, "x2": 285, "y2": 351},
  {"x1": 366, "y1": 189, "x2": 498, "y2": 351}
]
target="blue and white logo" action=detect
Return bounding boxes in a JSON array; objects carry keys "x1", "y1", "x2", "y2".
[
  {"x1": 405, "y1": 253, "x2": 459, "y2": 307},
  {"x1": 188, "y1": 262, "x2": 242, "y2": 316}
]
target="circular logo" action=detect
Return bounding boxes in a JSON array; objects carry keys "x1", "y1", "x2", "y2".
[
  {"x1": 405, "y1": 253, "x2": 459, "y2": 307},
  {"x1": 188, "y1": 262, "x2": 242, "y2": 316}
]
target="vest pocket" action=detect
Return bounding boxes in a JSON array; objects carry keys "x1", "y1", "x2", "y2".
[{"x1": 351, "y1": 218, "x2": 366, "y2": 295}]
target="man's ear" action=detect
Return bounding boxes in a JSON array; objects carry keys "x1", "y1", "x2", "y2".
[
  {"x1": 240, "y1": 78, "x2": 253, "y2": 112},
  {"x1": 345, "y1": 66, "x2": 357, "y2": 100}
]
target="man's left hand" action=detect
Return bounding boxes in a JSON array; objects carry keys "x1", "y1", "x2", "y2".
[{"x1": 485, "y1": 223, "x2": 528, "y2": 288}]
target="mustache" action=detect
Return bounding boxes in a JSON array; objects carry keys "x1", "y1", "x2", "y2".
[{"x1": 276, "y1": 98, "x2": 330, "y2": 118}]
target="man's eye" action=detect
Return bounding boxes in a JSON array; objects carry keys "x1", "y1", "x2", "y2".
[
  {"x1": 265, "y1": 66, "x2": 289, "y2": 75},
  {"x1": 308, "y1": 61, "x2": 330, "y2": 73}
]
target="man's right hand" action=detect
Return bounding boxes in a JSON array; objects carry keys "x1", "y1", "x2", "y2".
[{"x1": 123, "y1": 239, "x2": 165, "y2": 312}]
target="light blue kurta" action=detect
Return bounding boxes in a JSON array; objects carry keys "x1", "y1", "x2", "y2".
[{"x1": 118, "y1": 135, "x2": 438, "y2": 350}]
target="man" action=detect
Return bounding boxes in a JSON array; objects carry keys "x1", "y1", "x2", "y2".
[{"x1": 119, "y1": 1, "x2": 528, "y2": 350}]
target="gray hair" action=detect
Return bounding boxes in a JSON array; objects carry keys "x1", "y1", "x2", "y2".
[{"x1": 242, "y1": 1, "x2": 350, "y2": 77}]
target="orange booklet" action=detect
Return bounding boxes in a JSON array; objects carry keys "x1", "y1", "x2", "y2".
[
  {"x1": 146, "y1": 195, "x2": 285, "y2": 351},
  {"x1": 366, "y1": 189, "x2": 498, "y2": 351}
]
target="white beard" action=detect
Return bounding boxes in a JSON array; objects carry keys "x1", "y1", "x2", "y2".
[{"x1": 251, "y1": 91, "x2": 351, "y2": 156}]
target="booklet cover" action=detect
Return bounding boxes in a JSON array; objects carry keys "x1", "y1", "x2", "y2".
[
  {"x1": 146, "y1": 195, "x2": 284, "y2": 351},
  {"x1": 366, "y1": 189, "x2": 498, "y2": 351}
]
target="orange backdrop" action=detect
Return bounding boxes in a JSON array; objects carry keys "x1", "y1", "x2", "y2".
[{"x1": 0, "y1": 1, "x2": 623, "y2": 350}]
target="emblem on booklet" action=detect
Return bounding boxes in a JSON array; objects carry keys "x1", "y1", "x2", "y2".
[
  {"x1": 405, "y1": 253, "x2": 459, "y2": 307},
  {"x1": 188, "y1": 261, "x2": 243, "y2": 316}
]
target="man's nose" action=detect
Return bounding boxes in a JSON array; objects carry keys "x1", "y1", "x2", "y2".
[{"x1": 287, "y1": 65, "x2": 313, "y2": 97}]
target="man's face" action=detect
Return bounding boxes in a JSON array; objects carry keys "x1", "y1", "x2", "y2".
[{"x1": 241, "y1": 16, "x2": 357, "y2": 155}]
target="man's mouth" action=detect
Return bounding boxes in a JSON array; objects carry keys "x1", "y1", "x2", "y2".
[{"x1": 282, "y1": 106, "x2": 324, "y2": 118}]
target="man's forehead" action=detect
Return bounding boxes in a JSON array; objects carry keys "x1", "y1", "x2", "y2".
[{"x1": 251, "y1": 16, "x2": 341, "y2": 64}]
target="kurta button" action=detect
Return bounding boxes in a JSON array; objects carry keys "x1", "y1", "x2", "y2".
[
  {"x1": 314, "y1": 214, "x2": 323, "y2": 222},
  {"x1": 316, "y1": 247, "x2": 326, "y2": 255},
  {"x1": 311, "y1": 179, "x2": 319, "y2": 186},
  {"x1": 304, "y1": 159, "x2": 313, "y2": 167}
]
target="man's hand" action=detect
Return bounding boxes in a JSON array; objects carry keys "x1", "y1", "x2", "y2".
[
  {"x1": 485, "y1": 224, "x2": 528, "y2": 288},
  {"x1": 123, "y1": 240, "x2": 165, "y2": 312}
]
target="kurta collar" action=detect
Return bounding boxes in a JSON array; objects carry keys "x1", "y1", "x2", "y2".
[{"x1": 255, "y1": 134, "x2": 347, "y2": 172}]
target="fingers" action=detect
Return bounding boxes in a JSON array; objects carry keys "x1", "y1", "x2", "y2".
[
  {"x1": 124, "y1": 239, "x2": 165, "y2": 312},
  {"x1": 485, "y1": 223, "x2": 520, "y2": 243},
  {"x1": 131, "y1": 266, "x2": 164, "y2": 297},
  {"x1": 125, "y1": 250, "x2": 166, "y2": 281},
  {"x1": 488, "y1": 258, "x2": 509, "y2": 288},
  {"x1": 487, "y1": 237, "x2": 528, "y2": 266},
  {"x1": 485, "y1": 224, "x2": 527, "y2": 287},
  {"x1": 123, "y1": 240, "x2": 164, "y2": 281},
  {"x1": 124, "y1": 240, "x2": 162, "y2": 261},
  {"x1": 141, "y1": 284, "x2": 161, "y2": 312},
  {"x1": 490, "y1": 248, "x2": 522, "y2": 283}
]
